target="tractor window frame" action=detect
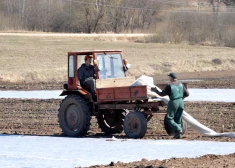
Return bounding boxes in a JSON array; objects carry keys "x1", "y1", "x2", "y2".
[
  {"x1": 96, "y1": 52, "x2": 125, "y2": 79},
  {"x1": 68, "y1": 55, "x2": 75, "y2": 78}
]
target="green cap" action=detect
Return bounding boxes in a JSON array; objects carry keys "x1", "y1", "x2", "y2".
[{"x1": 168, "y1": 72, "x2": 177, "y2": 79}]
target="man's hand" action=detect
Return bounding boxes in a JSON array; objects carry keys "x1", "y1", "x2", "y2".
[
  {"x1": 94, "y1": 65, "x2": 100, "y2": 72},
  {"x1": 151, "y1": 87, "x2": 159, "y2": 94}
]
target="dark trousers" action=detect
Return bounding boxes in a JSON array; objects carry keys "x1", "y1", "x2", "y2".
[
  {"x1": 166, "y1": 99, "x2": 184, "y2": 134},
  {"x1": 83, "y1": 77, "x2": 96, "y2": 97}
]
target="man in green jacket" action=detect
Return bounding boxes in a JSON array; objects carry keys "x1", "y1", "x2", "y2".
[{"x1": 152, "y1": 72, "x2": 189, "y2": 139}]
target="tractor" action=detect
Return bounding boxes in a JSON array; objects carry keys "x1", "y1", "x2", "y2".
[{"x1": 58, "y1": 50, "x2": 187, "y2": 138}]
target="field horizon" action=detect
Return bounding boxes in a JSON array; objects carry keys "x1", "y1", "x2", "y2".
[{"x1": 1, "y1": 32, "x2": 235, "y2": 83}]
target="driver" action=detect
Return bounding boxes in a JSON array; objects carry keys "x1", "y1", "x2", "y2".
[{"x1": 78, "y1": 55, "x2": 99, "y2": 99}]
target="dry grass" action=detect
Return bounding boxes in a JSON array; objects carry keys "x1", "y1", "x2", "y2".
[{"x1": 1, "y1": 33, "x2": 235, "y2": 82}]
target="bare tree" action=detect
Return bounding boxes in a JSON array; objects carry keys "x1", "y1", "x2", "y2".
[{"x1": 223, "y1": 0, "x2": 235, "y2": 5}]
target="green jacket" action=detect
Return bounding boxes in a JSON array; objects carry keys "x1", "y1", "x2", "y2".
[
  {"x1": 169, "y1": 83, "x2": 184, "y2": 100},
  {"x1": 157, "y1": 81, "x2": 189, "y2": 100}
]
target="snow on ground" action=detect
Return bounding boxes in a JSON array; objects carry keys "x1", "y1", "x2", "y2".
[
  {"x1": 0, "y1": 89, "x2": 235, "y2": 102},
  {"x1": 1, "y1": 135, "x2": 235, "y2": 168},
  {"x1": 184, "y1": 89, "x2": 235, "y2": 102}
]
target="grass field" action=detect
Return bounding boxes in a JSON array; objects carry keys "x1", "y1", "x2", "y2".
[{"x1": 1, "y1": 33, "x2": 235, "y2": 82}]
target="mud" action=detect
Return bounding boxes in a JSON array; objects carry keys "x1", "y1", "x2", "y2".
[
  {"x1": 0, "y1": 99, "x2": 234, "y2": 141},
  {"x1": 0, "y1": 71, "x2": 235, "y2": 91}
]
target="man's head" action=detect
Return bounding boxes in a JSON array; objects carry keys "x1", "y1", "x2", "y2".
[
  {"x1": 168, "y1": 72, "x2": 177, "y2": 81},
  {"x1": 84, "y1": 55, "x2": 93, "y2": 65}
]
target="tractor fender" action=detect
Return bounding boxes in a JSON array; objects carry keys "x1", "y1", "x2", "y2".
[
  {"x1": 60, "y1": 90, "x2": 93, "y2": 102},
  {"x1": 59, "y1": 90, "x2": 88, "y2": 96}
]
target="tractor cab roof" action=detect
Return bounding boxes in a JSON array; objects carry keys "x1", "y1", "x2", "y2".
[{"x1": 68, "y1": 50, "x2": 123, "y2": 56}]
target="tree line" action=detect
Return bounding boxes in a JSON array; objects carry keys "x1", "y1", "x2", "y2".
[
  {"x1": 0, "y1": 0, "x2": 162, "y2": 33},
  {"x1": 1, "y1": 0, "x2": 235, "y2": 47}
]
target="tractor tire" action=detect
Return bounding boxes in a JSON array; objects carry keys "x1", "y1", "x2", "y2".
[
  {"x1": 58, "y1": 95, "x2": 91, "y2": 137},
  {"x1": 124, "y1": 111, "x2": 147, "y2": 139},
  {"x1": 164, "y1": 114, "x2": 187, "y2": 136},
  {"x1": 97, "y1": 109, "x2": 126, "y2": 134}
]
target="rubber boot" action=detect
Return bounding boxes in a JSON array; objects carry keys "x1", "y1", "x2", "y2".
[{"x1": 173, "y1": 130, "x2": 182, "y2": 139}]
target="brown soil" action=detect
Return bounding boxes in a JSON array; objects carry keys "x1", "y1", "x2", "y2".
[
  {"x1": 1, "y1": 70, "x2": 235, "y2": 90},
  {"x1": 0, "y1": 71, "x2": 235, "y2": 168}
]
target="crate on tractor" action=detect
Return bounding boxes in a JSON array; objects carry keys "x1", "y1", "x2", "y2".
[{"x1": 58, "y1": 50, "x2": 187, "y2": 139}]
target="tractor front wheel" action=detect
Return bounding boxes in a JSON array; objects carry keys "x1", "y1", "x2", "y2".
[{"x1": 58, "y1": 95, "x2": 91, "y2": 137}]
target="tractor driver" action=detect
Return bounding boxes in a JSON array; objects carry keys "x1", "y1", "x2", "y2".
[{"x1": 78, "y1": 55, "x2": 99, "y2": 100}]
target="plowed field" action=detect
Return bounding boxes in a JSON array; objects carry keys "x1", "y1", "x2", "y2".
[{"x1": 0, "y1": 72, "x2": 235, "y2": 168}]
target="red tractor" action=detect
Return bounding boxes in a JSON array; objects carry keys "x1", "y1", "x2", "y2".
[{"x1": 58, "y1": 50, "x2": 187, "y2": 138}]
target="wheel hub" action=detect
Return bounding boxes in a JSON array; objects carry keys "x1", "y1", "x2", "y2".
[
  {"x1": 68, "y1": 112, "x2": 77, "y2": 126},
  {"x1": 66, "y1": 106, "x2": 79, "y2": 128},
  {"x1": 128, "y1": 118, "x2": 139, "y2": 132}
]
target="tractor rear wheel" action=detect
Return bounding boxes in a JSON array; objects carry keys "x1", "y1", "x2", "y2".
[
  {"x1": 124, "y1": 111, "x2": 147, "y2": 139},
  {"x1": 97, "y1": 109, "x2": 126, "y2": 134},
  {"x1": 164, "y1": 114, "x2": 187, "y2": 136},
  {"x1": 58, "y1": 95, "x2": 91, "y2": 137}
]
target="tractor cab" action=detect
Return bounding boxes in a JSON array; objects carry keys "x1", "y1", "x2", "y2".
[{"x1": 61, "y1": 50, "x2": 130, "y2": 97}]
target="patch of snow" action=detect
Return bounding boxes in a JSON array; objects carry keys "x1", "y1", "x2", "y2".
[
  {"x1": 0, "y1": 135, "x2": 235, "y2": 168},
  {"x1": 0, "y1": 89, "x2": 235, "y2": 102}
]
